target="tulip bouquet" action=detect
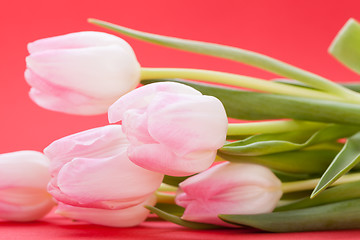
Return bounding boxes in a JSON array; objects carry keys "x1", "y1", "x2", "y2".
[{"x1": 3, "y1": 17, "x2": 360, "y2": 233}]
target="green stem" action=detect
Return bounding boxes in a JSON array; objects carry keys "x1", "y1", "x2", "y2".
[
  {"x1": 88, "y1": 18, "x2": 360, "y2": 100},
  {"x1": 227, "y1": 120, "x2": 326, "y2": 136},
  {"x1": 140, "y1": 68, "x2": 347, "y2": 102},
  {"x1": 158, "y1": 183, "x2": 178, "y2": 192},
  {"x1": 281, "y1": 172, "x2": 360, "y2": 193},
  {"x1": 156, "y1": 192, "x2": 176, "y2": 204}
]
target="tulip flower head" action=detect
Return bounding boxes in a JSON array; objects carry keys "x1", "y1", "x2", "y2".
[
  {"x1": 108, "y1": 82, "x2": 228, "y2": 177},
  {"x1": 44, "y1": 125, "x2": 164, "y2": 227},
  {"x1": 56, "y1": 196, "x2": 156, "y2": 227},
  {"x1": 25, "y1": 31, "x2": 141, "y2": 115},
  {"x1": 175, "y1": 162, "x2": 283, "y2": 226},
  {"x1": 0, "y1": 151, "x2": 55, "y2": 222}
]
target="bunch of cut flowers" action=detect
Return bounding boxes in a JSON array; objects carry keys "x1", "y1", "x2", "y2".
[{"x1": 2, "y1": 18, "x2": 360, "y2": 232}]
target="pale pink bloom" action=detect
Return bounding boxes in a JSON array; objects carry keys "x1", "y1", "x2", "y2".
[
  {"x1": 44, "y1": 125, "x2": 164, "y2": 227},
  {"x1": 176, "y1": 162, "x2": 282, "y2": 226},
  {"x1": 0, "y1": 151, "x2": 55, "y2": 222},
  {"x1": 108, "y1": 82, "x2": 228, "y2": 177},
  {"x1": 25, "y1": 31, "x2": 141, "y2": 115},
  {"x1": 56, "y1": 195, "x2": 156, "y2": 227}
]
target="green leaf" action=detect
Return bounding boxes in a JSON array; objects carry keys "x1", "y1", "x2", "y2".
[
  {"x1": 162, "y1": 175, "x2": 191, "y2": 187},
  {"x1": 274, "y1": 79, "x2": 360, "y2": 93},
  {"x1": 218, "y1": 148, "x2": 339, "y2": 174},
  {"x1": 154, "y1": 203, "x2": 185, "y2": 217},
  {"x1": 280, "y1": 190, "x2": 313, "y2": 200},
  {"x1": 220, "y1": 124, "x2": 358, "y2": 156},
  {"x1": 272, "y1": 170, "x2": 313, "y2": 182},
  {"x1": 145, "y1": 205, "x2": 221, "y2": 229},
  {"x1": 311, "y1": 132, "x2": 360, "y2": 197},
  {"x1": 342, "y1": 82, "x2": 360, "y2": 92},
  {"x1": 219, "y1": 199, "x2": 360, "y2": 232},
  {"x1": 89, "y1": 18, "x2": 350, "y2": 96},
  {"x1": 329, "y1": 18, "x2": 360, "y2": 75},
  {"x1": 276, "y1": 180, "x2": 360, "y2": 211},
  {"x1": 141, "y1": 79, "x2": 360, "y2": 126}
]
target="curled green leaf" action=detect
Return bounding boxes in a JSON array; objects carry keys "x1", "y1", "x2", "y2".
[
  {"x1": 218, "y1": 148, "x2": 339, "y2": 174},
  {"x1": 329, "y1": 18, "x2": 360, "y2": 75},
  {"x1": 312, "y1": 132, "x2": 360, "y2": 197},
  {"x1": 220, "y1": 124, "x2": 358, "y2": 156}
]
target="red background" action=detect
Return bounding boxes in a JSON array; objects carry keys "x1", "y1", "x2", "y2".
[{"x1": 1, "y1": 0, "x2": 360, "y2": 239}]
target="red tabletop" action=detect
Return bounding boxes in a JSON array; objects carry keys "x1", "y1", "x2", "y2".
[
  {"x1": 2, "y1": 0, "x2": 360, "y2": 239},
  {"x1": 2, "y1": 211, "x2": 360, "y2": 240}
]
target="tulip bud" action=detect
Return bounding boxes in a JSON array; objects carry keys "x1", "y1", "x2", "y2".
[
  {"x1": 55, "y1": 195, "x2": 156, "y2": 227},
  {"x1": 175, "y1": 162, "x2": 282, "y2": 226},
  {"x1": 108, "y1": 82, "x2": 228, "y2": 176},
  {"x1": 25, "y1": 31, "x2": 141, "y2": 115},
  {"x1": 44, "y1": 125, "x2": 164, "y2": 227},
  {"x1": 0, "y1": 151, "x2": 55, "y2": 222}
]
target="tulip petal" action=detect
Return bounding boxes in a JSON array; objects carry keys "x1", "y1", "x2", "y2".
[
  {"x1": 0, "y1": 151, "x2": 50, "y2": 189},
  {"x1": 45, "y1": 125, "x2": 164, "y2": 213},
  {"x1": 56, "y1": 195, "x2": 156, "y2": 227},
  {"x1": 0, "y1": 187, "x2": 55, "y2": 222},
  {"x1": 45, "y1": 124, "x2": 164, "y2": 227},
  {"x1": 44, "y1": 125, "x2": 127, "y2": 177},
  {"x1": 147, "y1": 92, "x2": 228, "y2": 156},
  {"x1": 26, "y1": 69, "x2": 115, "y2": 115},
  {"x1": 0, "y1": 151, "x2": 55, "y2": 222},
  {"x1": 121, "y1": 109, "x2": 155, "y2": 145},
  {"x1": 26, "y1": 31, "x2": 141, "y2": 116},
  {"x1": 108, "y1": 82, "x2": 201, "y2": 123},
  {"x1": 26, "y1": 45, "x2": 140, "y2": 99},
  {"x1": 175, "y1": 162, "x2": 282, "y2": 226},
  {"x1": 109, "y1": 82, "x2": 227, "y2": 176},
  {"x1": 29, "y1": 88, "x2": 113, "y2": 115},
  {"x1": 128, "y1": 143, "x2": 216, "y2": 176},
  {"x1": 28, "y1": 31, "x2": 135, "y2": 56},
  {"x1": 55, "y1": 152, "x2": 163, "y2": 208}
]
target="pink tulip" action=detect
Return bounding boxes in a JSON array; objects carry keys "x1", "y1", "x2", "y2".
[
  {"x1": 56, "y1": 196, "x2": 156, "y2": 227},
  {"x1": 175, "y1": 162, "x2": 282, "y2": 226},
  {"x1": 0, "y1": 151, "x2": 55, "y2": 222},
  {"x1": 108, "y1": 82, "x2": 228, "y2": 177},
  {"x1": 25, "y1": 31, "x2": 141, "y2": 115},
  {"x1": 44, "y1": 125, "x2": 164, "y2": 227}
]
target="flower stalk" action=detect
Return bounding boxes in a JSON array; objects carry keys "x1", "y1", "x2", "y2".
[
  {"x1": 89, "y1": 18, "x2": 360, "y2": 103},
  {"x1": 140, "y1": 68, "x2": 348, "y2": 102},
  {"x1": 227, "y1": 120, "x2": 326, "y2": 136},
  {"x1": 281, "y1": 172, "x2": 360, "y2": 194},
  {"x1": 156, "y1": 192, "x2": 176, "y2": 204},
  {"x1": 158, "y1": 183, "x2": 178, "y2": 192}
]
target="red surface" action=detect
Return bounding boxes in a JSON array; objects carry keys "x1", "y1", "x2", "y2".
[
  {"x1": 2, "y1": 212, "x2": 360, "y2": 240},
  {"x1": 2, "y1": 0, "x2": 360, "y2": 238}
]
